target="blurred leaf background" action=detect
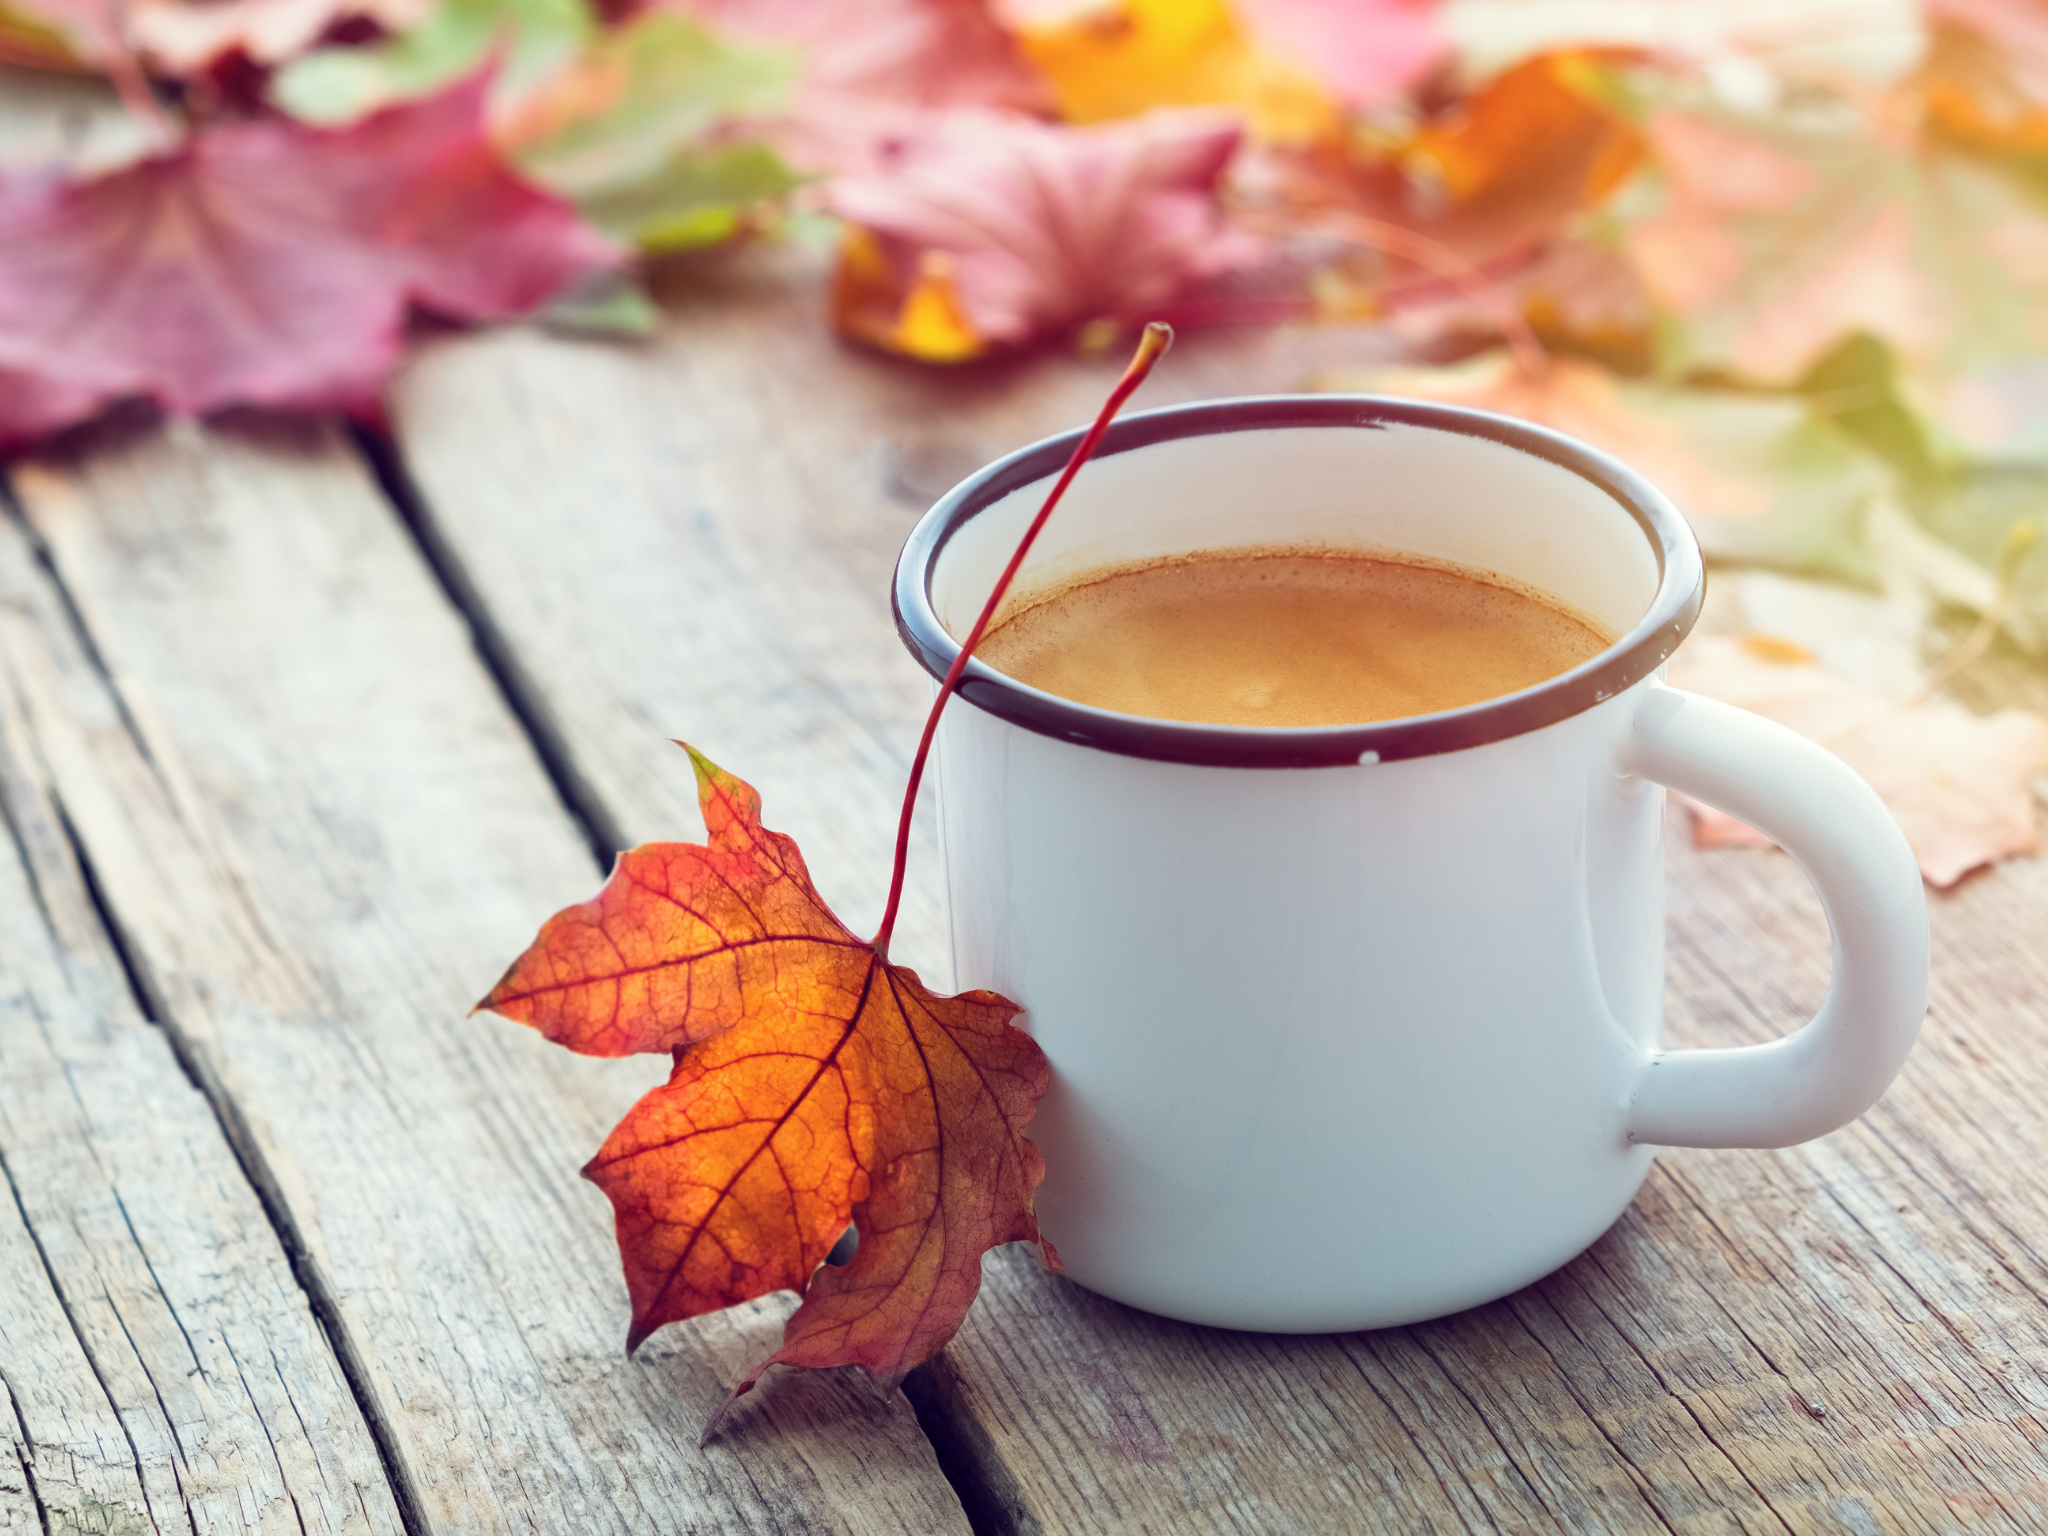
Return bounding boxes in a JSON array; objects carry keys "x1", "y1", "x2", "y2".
[{"x1": 4, "y1": 0, "x2": 2048, "y2": 883}]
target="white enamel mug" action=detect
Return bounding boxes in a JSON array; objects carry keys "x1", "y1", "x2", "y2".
[{"x1": 892, "y1": 396, "x2": 1929, "y2": 1334}]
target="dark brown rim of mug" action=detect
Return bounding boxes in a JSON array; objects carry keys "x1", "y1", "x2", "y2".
[{"x1": 893, "y1": 394, "x2": 1706, "y2": 769}]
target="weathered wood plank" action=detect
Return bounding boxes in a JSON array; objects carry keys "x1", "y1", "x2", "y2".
[
  {"x1": 390, "y1": 261, "x2": 2048, "y2": 1532},
  {"x1": 0, "y1": 416, "x2": 971, "y2": 1533},
  {"x1": 386, "y1": 250, "x2": 1370, "y2": 976},
  {"x1": 0, "y1": 1144, "x2": 153, "y2": 1536},
  {"x1": 0, "y1": 509, "x2": 406, "y2": 1534},
  {"x1": 0, "y1": 1414, "x2": 34, "y2": 1534}
]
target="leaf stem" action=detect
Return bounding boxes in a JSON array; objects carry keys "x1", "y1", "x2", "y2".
[{"x1": 870, "y1": 322, "x2": 1174, "y2": 961}]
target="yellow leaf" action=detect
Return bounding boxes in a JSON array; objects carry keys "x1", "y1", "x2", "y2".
[
  {"x1": 1017, "y1": 0, "x2": 1336, "y2": 143},
  {"x1": 896, "y1": 253, "x2": 985, "y2": 362},
  {"x1": 1404, "y1": 52, "x2": 1640, "y2": 210},
  {"x1": 831, "y1": 229, "x2": 988, "y2": 363}
]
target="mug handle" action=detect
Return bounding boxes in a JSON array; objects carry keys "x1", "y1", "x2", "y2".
[{"x1": 1621, "y1": 685, "x2": 1930, "y2": 1149}]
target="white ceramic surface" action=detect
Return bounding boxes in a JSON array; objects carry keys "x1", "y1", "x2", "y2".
[{"x1": 894, "y1": 399, "x2": 1929, "y2": 1334}]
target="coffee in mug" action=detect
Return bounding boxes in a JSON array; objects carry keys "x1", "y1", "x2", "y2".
[{"x1": 976, "y1": 547, "x2": 1612, "y2": 728}]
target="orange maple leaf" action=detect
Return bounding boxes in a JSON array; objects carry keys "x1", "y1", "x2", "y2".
[
  {"x1": 478, "y1": 324, "x2": 1171, "y2": 1440},
  {"x1": 478, "y1": 746, "x2": 1053, "y2": 1423}
]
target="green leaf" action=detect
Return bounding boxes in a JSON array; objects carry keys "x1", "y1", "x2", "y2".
[
  {"x1": 1795, "y1": 332, "x2": 1946, "y2": 498},
  {"x1": 505, "y1": 14, "x2": 796, "y2": 200},
  {"x1": 1887, "y1": 469, "x2": 2048, "y2": 651},
  {"x1": 1675, "y1": 399, "x2": 1884, "y2": 582},
  {"x1": 273, "y1": 0, "x2": 595, "y2": 125},
  {"x1": 572, "y1": 141, "x2": 798, "y2": 251}
]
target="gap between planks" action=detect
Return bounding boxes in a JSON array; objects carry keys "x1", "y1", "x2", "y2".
[
  {"x1": 0, "y1": 477, "x2": 409, "y2": 1536},
  {"x1": 348, "y1": 425, "x2": 623, "y2": 878},
  {"x1": 341, "y1": 423, "x2": 1020, "y2": 1530},
  {"x1": 1, "y1": 416, "x2": 974, "y2": 1534}
]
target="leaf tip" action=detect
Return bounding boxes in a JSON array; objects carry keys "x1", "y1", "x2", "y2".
[
  {"x1": 471, "y1": 959, "x2": 527, "y2": 1022},
  {"x1": 699, "y1": 1378, "x2": 757, "y2": 1448},
  {"x1": 673, "y1": 738, "x2": 727, "y2": 797}
]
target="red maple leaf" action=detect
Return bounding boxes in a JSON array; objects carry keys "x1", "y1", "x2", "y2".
[
  {"x1": 0, "y1": 72, "x2": 616, "y2": 448},
  {"x1": 479, "y1": 748, "x2": 1054, "y2": 1432}
]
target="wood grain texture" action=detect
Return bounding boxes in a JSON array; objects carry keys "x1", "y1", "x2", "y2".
[
  {"x1": 387, "y1": 247, "x2": 1370, "y2": 980},
  {"x1": 389, "y1": 265, "x2": 2048, "y2": 1533},
  {"x1": 0, "y1": 1419, "x2": 34, "y2": 1534},
  {"x1": 0, "y1": 511, "x2": 404, "y2": 1534},
  {"x1": 0, "y1": 417, "x2": 971, "y2": 1534}
]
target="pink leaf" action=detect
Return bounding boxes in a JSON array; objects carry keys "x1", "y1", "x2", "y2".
[
  {"x1": 0, "y1": 73, "x2": 617, "y2": 448},
  {"x1": 826, "y1": 107, "x2": 1261, "y2": 347},
  {"x1": 674, "y1": 0, "x2": 1049, "y2": 172},
  {"x1": 1233, "y1": 0, "x2": 1443, "y2": 109}
]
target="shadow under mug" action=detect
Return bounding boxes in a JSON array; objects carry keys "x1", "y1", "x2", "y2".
[{"x1": 893, "y1": 395, "x2": 1929, "y2": 1334}]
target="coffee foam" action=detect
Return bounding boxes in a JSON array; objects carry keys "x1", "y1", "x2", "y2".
[{"x1": 974, "y1": 545, "x2": 1614, "y2": 729}]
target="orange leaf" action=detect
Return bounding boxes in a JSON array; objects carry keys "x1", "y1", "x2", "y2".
[
  {"x1": 1256, "y1": 50, "x2": 1643, "y2": 311},
  {"x1": 1016, "y1": 0, "x2": 1337, "y2": 143},
  {"x1": 1921, "y1": 4, "x2": 2048, "y2": 160},
  {"x1": 478, "y1": 746, "x2": 1052, "y2": 1418},
  {"x1": 833, "y1": 228, "x2": 987, "y2": 362},
  {"x1": 1397, "y1": 51, "x2": 1642, "y2": 261}
]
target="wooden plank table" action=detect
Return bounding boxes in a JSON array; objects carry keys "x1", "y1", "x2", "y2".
[{"x1": 9, "y1": 67, "x2": 2048, "y2": 1536}]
